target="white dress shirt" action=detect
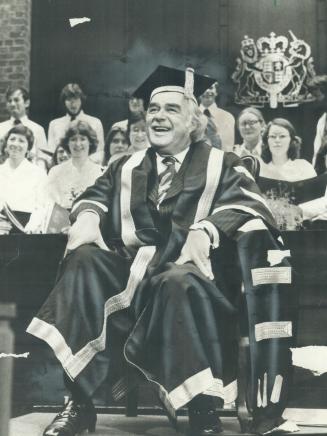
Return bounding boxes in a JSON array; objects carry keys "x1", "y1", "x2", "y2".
[
  {"x1": 0, "y1": 158, "x2": 47, "y2": 212},
  {"x1": 0, "y1": 116, "x2": 47, "y2": 157},
  {"x1": 312, "y1": 112, "x2": 326, "y2": 166},
  {"x1": 156, "y1": 147, "x2": 219, "y2": 248},
  {"x1": 46, "y1": 158, "x2": 103, "y2": 209},
  {"x1": 259, "y1": 159, "x2": 317, "y2": 182},
  {"x1": 47, "y1": 111, "x2": 105, "y2": 153},
  {"x1": 200, "y1": 102, "x2": 235, "y2": 152},
  {"x1": 155, "y1": 147, "x2": 189, "y2": 175}
]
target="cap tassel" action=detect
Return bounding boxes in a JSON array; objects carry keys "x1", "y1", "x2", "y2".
[{"x1": 184, "y1": 67, "x2": 194, "y2": 99}]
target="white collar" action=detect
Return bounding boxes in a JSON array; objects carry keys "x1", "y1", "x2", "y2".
[
  {"x1": 199, "y1": 102, "x2": 218, "y2": 112},
  {"x1": 64, "y1": 110, "x2": 85, "y2": 120},
  {"x1": 10, "y1": 115, "x2": 28, "y2": 123},
  {"x1": 240, "y1": 139, "x2": 262, "y2": 156},
  {"x1": 4, "y1": 158, "x2": 29, "y2": 171},
  {"x1": 156, "y1": 146, "x2": 189, "y2": 165}
]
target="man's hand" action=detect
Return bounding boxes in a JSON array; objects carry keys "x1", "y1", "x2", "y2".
[
  {"x1": 66, "y1": 211, "x2": 109, "y2": 252},
  {"x1": 175, "y1": 229, "x2": 214, "y2": 280}
]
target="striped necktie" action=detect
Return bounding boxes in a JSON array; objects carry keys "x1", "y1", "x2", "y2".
[{"x1": 157, "y1": 156, "x2": 177, "y2": 205}]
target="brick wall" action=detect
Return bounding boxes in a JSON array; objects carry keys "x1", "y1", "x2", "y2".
[{"x1": 0, "y1": 0, "x2": 31, "y2": 121}]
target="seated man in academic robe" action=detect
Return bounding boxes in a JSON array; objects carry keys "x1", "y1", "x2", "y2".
[{"x1": 27, "y1": 67, "x2": 297, "y2": 436}]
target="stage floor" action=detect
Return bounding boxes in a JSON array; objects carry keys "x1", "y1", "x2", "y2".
[{"x1": 9, "y1": 413, "x2": 327, "y2": 436}]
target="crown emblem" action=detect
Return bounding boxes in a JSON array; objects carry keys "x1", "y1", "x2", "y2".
[
  {"x1": 232, "y1": 31, "x2": 317, "y2": 108},
  {"x1": 257, "y1": 32, "x2": 288, "y2": 54}
]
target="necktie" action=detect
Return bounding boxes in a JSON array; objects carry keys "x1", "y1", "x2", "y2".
[
  {"x1": 70, "y1": 114, "x2": 77, "y2": 121},
  {"x1": 203, "y1": 108, "x2": 211, "y2": 118},
  {"x1": 157, "y1": 156, "x2": 177, "y2": 205},
  {"x1": 13, "y1": 119, "x2": 21, "y2": 125}
]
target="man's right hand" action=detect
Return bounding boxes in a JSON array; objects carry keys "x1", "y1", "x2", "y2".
[{"x1": 66, "y1": 211, "x2": 109, "y2": 252}]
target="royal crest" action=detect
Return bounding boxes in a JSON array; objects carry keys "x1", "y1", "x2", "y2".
[{"x1": 232, "y1": 31, "x2": 318, "y2": 108}]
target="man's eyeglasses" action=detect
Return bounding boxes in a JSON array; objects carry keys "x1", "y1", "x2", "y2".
[{"x1": 239, "y1": 120, "x2": 260, "y2": 128}]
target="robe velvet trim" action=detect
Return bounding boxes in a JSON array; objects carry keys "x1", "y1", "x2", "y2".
[
  {"x1": 27, "y1": 245, "x2": 156, "y2": 378},
  {"x1": 26, "y1": 142, "x2": 293, "y2": 427}
]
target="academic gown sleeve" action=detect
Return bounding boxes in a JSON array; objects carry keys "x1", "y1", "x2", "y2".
[
  {"x1": 204, "y1": 152, "x2": 276, "y2": 238},
  {"x1": 69, "y1": 155, "x2": 128, "y2": 223}
]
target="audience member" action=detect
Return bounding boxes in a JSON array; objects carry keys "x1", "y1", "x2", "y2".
[
  {"x1": 233, "y1": 107, "x2": 265, "y2": 159},
  {"x1": 51, "y1": 144, "x2": 71, "y2": 167},
  {"x1": 0, "y1": 87, "x2": 47, "y2": 160},
  {"x1": 314, "y1": 142, "x2": 327, "y2": 175},
  {"x1": 127, "y1": 111, "x2": 149, "y2": 153},
  {"x1": 112, "y1": 96, "x2": 145, "y2": 130},
  {"x1": 260, "y1": 118, "x2": 316, "y2": 181},
  {"x1": 199, "y1": 82, "x2": 235, "y2": 151},
  {"x1": 102, "y1": 126, "x2": 129, "y2": 167},
  {"x1": 0, "y1": 125, "x2": 47, "y2": 226},
  {"x1": 46, "y1": 120, "x2": 103, "y2": 209},
  {"x1": 312, "y1": 75, "x2": 327, "y2": 166},
  {"x1": 47, "y1": 83, "x2": 104, "y2": 157}
]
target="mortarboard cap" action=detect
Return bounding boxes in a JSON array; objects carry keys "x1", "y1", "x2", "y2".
[{"x1": 133, "y1": 65, "x2": 216, "y2": 107}]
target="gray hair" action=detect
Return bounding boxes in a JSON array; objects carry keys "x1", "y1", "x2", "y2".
[{"x1": 183, "y1": 97, "x2": 207, "y2": 142}]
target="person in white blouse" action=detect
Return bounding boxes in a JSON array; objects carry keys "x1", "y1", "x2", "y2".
[
  {"x1": 260, "y1": 118, "x2": 316, "y2": 181},
  {"x1": 233, "y1": 107, "x2": 266, "y2": 159},
  {"x1": 47, "y1": 84, "x2": 105, "y2": 158},
  {"x1": 199, "y1": 82, "x2": 235, "y2": 151},
  {"x1": 313, "y1": 112, "x2": 327, "y2": 167},
  {"x1": 102, "y1": 126, "x2": 130, "y2": 167},
  {"x1": 127, "y1": 111, "x2": 150, "y2": 154},
  {"x1": 0, "y1": 125, "x2": 47, "y2": 231},
  {"x1": 0, "y1": 87, "x2": 47, "y2": 160},
  {"x1": 46, "y1": 120, "x2": 103, "y2": 210},
  {"x1": 311, "y1": 75, "x2": 327, "y2": 166}
]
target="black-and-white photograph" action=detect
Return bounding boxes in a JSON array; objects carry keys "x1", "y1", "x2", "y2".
[{"x1": 1, "y1": 0, "x2": 327, "y2": 435}]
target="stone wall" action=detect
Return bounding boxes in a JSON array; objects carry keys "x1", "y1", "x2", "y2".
[{"x1": 0, "y1": 0, "x2": 31, "y2": 121}]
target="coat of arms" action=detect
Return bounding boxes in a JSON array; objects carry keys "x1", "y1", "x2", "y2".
[{"x1": 232, "y1": 31, "x2": 318, "y2": 108}]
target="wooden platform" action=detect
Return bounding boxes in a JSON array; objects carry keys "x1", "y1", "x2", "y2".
[{"x1": 9, "y1": 413, "x2": 327, "y2": 436}]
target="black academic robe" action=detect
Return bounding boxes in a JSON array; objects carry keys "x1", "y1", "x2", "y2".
[{"x1": 27, "y1": 142, "x2": 296, "y2": 431}]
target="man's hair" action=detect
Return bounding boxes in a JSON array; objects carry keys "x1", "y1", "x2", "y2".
[
  {"x1": 104, "y1": 126, "x2": 129, "y2": 165},
  {"x1": 184, "y1": 97, "x2": 207, "y2": 143},
  {"x1": 3, "y1": 124, "x2": 34, "y2": 151},
  {"x1": 60, "y1": 83, "x2": 86, "y2": 105},
  {"x1": 59, "y1": 120, "x2": 98, "y2": 155},
  {"x1": 236, "y1": 106, "x2": 265, "y2": 130},
  {"x1": 5, "y1": 86, "x2": 29, "y2": 102},
  {"x1": 261, "y1": 118, "x2": 301, "y2": 163}
]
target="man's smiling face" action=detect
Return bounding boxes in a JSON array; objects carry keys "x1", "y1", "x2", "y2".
[{"x1": 146, "y1": 91, "x2": 192, "y2": 155}]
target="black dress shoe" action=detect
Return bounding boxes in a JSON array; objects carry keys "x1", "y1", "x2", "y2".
[
  {"x1": 188, "y1": 408, "x2": 223, "y2": 435},
  {"x1": 43, "y1": 399, "x2": 96, "y2": 436}
]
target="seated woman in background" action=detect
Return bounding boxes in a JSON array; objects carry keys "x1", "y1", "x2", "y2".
[
  {"x1": 260, "y1": 118, "x2": 316, "y2": 181},
  {"x1": 46, "y1": 120, "x2": 103, "y2": 209},
  {"x1": 127, "y1": 111, "x2": 149, "y2": 153},
  {"x1": 50, "y1": 144, "x2": 71, "y2": 168},
  {"x1": 102, "y1": 126, "x2": 129, "y2": 167},
  {"x1": 0, "y1": 125, "x2": 47, "y2": 229},
  {"x1": 233, "y1": 107, "x2": 265, "y2": 158}
]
